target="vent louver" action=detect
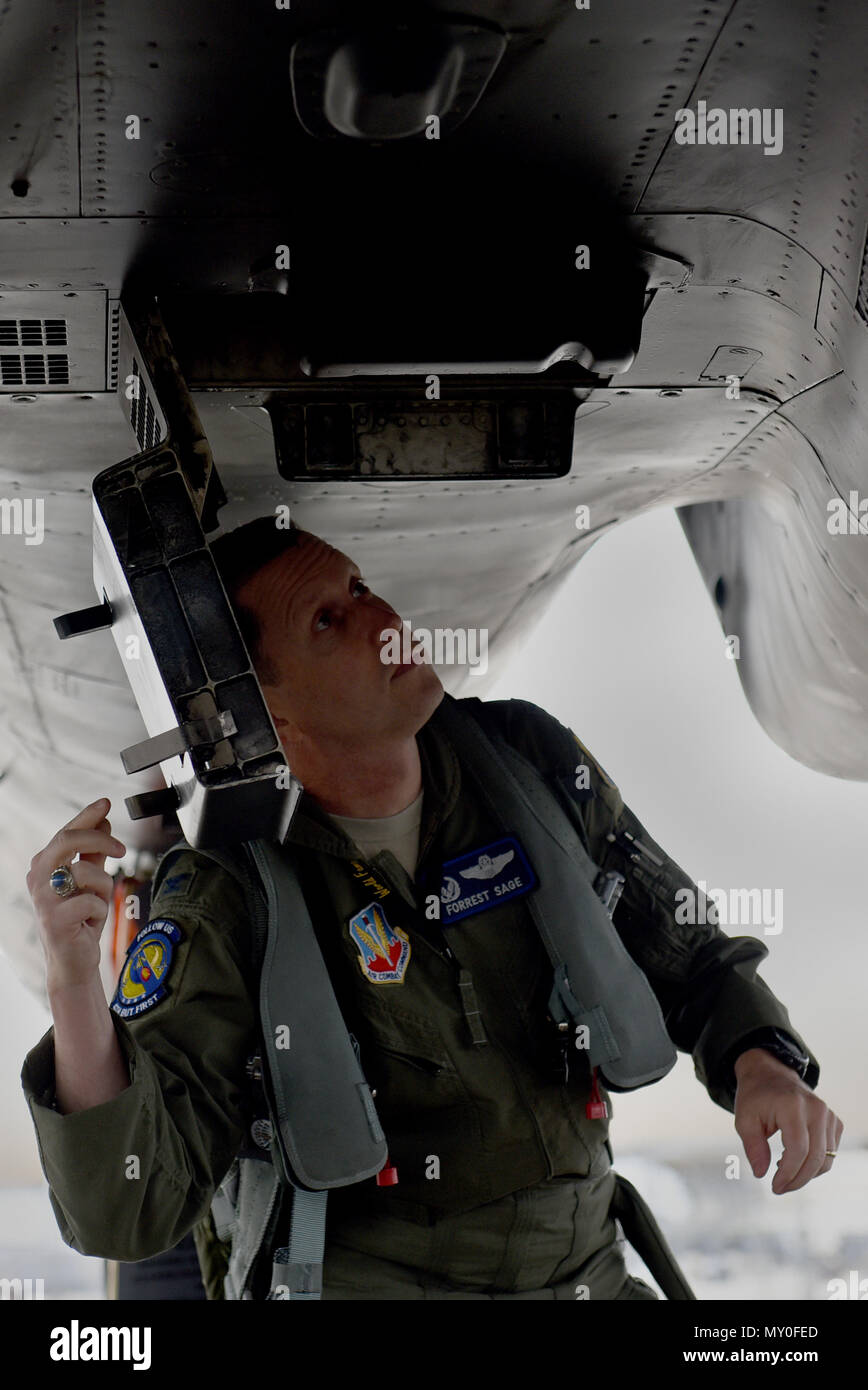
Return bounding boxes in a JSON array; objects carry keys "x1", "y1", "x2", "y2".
[
  {"x1": 107, "y1": 300, "x2": 121, "y2": 391},
  {"x1": 128, "y1": 361, "x2": 161, "y2": 451},
  {"x1": 0, "y1": 318, "x2": 68, "y2": 347},
  {"x1": 0, "y1": 318, "x2": 70, "y2": 384},
  {"x1": 0, "y1": 295, "x2": 105, "y2": 391},
  {"x1": 0, "y1": 353, "x2": 70, "y2": 385}
]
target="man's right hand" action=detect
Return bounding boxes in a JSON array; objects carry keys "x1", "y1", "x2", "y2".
[{"x1": 26, "y1": 798, "x2": 127, "y2": 993}]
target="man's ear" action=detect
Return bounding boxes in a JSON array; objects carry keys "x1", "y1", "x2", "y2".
[
  {"x1": 260, "y1": 682, "x2": 287, "y2": 725},
  {"x1": 257, "y1": 668, "x2": 284, "y2": 722},
  {"x1": 261, "y1": 687, "x2": 300, "y2": 743}
]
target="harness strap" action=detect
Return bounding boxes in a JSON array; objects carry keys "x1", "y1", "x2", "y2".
[
  {"x1": 222, "y1": 1157, "x2": 283, "y2": 1300},
  {"x1": 268, "y1": 1188, "x2": 329, "y2": 1299},
  {"x1": 611, "y1": 1174, "x2": 697, "y2": 1300},
  {"x1": 248, "y1": 837, "x2": 387, "y2": 1189}
]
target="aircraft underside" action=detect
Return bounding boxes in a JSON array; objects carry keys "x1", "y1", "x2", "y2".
[{"x1": 1, "y1": 0, "x2": 867, "y2": 998}]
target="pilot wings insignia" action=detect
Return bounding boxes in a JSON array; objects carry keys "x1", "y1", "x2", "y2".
[
  {"x1": 439, "y1": 837, "x2": 536, "y2": 924},
  {"x1": 460, "y1": 850, "x2": 514, "y2": 880}
]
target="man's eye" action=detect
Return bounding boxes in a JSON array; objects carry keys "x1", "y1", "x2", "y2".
[
  {"x1": 314, "y1": 611, "x2": 331, "y2": 631},
  {"x1": 352, "y1": 578, "x2": 369, "y2": 597}
]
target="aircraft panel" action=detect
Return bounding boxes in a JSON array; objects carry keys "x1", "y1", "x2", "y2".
[
  {"x1": 0, "y1": 0, "x2": 79, "y2": 218},
  {"x1": 641, "y1": 0, "x2": 868, "y2": 305}
]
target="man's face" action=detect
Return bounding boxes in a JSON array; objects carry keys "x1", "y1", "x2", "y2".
[{"x1": 236, "y1": 531, "x2": 444, "y2": 747}]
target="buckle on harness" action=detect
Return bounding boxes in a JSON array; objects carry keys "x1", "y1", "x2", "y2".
[
  {"x1": 268, "y1": 1256, "x2": 322, "y2": 1300},
  {"x1": 547, "y1": 962, "x2": 583, "y2": 1031}
]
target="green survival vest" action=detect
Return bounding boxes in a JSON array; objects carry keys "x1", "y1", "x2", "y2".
[{"x1": 150, "y1": 695, "x2": 686, "y2": 1300}]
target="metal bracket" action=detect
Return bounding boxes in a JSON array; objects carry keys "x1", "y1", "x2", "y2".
[
  {"x1": 74, "y1": 293, "x2": 302, "y2": 848},
  {"x1": 53, "y1": 599, "x2": 114, "y2": 639},
  {"x1": 120, "y1": 711, "x2": 238, "y2": 774}
]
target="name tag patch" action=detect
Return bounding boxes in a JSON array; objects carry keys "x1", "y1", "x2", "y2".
[
  {"x1": 440, "y1": 837, "x2": 536, "y2": 924},
  {"x1": 111, "y1": 918, "x2": 183, "y2": 1019}
]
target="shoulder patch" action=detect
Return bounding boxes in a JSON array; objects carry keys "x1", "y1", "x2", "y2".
[
  {"x1": 163, "y1": 872, "x2": 192, "y2": 892},
  {"x1": 573, "y1": 733, "x2": 616, "y2": 790},
  {"x1": 111, "y1": 918, "x2": 183, "y2": 1019},
  {"x1": 455, "y1": 695, "x2": 619, "y2": 797}
]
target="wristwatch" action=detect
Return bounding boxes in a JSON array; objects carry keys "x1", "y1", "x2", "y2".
[{"x1": 733, "y1": 1027, "x2": 811, "y2": 1081}]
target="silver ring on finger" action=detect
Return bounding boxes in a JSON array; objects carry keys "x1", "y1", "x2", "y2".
[{"x1": 49, "y1": 864, "x2": 78, "y2": 899}]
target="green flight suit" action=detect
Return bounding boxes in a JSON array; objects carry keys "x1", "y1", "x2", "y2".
[{"x1": 21, "y1": 696, "x2": 820, "y2": 1300}]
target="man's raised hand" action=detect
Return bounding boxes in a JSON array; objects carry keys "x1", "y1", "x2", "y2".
[{"x1": 26, "y1": 798, "x2": 126, "y2": 992}]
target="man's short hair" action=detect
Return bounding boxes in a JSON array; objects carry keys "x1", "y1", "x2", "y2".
[{"x1": 211, "y1": 516, "x2": 305, "y2": 682}]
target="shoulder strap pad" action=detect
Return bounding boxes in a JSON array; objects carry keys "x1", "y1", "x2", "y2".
[{"x1": 435, "y1": 696, "x2": 677, "y2": 1091}]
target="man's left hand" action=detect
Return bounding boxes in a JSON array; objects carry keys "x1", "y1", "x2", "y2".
[{"x1": 733, "y1": 1048, "x2": 843, "y2": 1194}]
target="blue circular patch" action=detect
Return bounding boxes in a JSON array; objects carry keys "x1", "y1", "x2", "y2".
[{"x1": 111, "y1": 919, "x2": 183, "y2": 1020}]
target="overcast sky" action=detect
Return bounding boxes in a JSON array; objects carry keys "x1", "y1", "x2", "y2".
[
  {"x1": 485, "y1": 506, "x2": 867, "y2": 1160},
  {"x1": 3, "y1": 504, "x2": 865, "y2": 1189}
]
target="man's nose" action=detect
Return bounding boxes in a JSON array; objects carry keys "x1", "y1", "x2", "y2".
[
  {"x1": 367, "y1": 594, "x2": 402, "y2": 626},
  {"x1": 364, "y1": 594, "x2": 403, "y2": 645}
]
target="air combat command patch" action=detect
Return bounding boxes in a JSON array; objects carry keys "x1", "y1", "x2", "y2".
[
  {"x1": 440, "y1": 837, "x2": 537, "y2": 924},
  {"x1": 111, "y1": 918, "x2": 183, "y2": 1019},
  {"x1": 348, "y1": 902, "x2": 411, "y2": 984}
]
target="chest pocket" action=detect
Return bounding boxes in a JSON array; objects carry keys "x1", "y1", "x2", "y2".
[{"x1": 354, "y1": 991, "x2": 467, "y2": 1110}]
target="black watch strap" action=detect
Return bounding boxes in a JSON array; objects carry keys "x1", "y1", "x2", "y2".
[{"x1": 735, "y1": 1027, "x2": 810, "y2": 1080}]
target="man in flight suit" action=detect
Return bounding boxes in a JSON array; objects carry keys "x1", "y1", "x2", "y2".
[{"x1": 21, "y1": 519, "x2": 843, "y2": 1300}]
